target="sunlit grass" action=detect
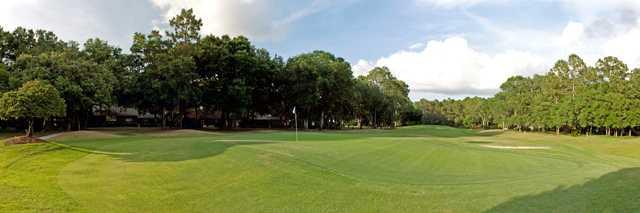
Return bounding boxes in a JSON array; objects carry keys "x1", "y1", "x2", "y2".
[{"x1": 2, "y1": 126, "x2": 640, "y2": 212}]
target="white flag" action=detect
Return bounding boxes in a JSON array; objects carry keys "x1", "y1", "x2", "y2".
[{"x1": 292, "y1": 107, "x2": 296, "y2": 114}]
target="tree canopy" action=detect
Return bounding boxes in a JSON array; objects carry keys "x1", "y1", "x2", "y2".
[
  {"x1": 0, "y1": 10, "x2": 415, "y2": 133},
  {"x1": 10, "y1": 9, "x2": 640, "y2": 137},
  {"x1": 7, "y1": 9, "x2": 640, "y2": 137},
  {"x1": 417, "y1": 54, "x2": 640, "y2": 136},
  {"x1": 0, "y1": 80, "x2": 65, "y2": 136}
]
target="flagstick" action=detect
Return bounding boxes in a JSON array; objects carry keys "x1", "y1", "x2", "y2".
[{"x1": 295, "y1": 111, "x2": 298, "y2": 142}]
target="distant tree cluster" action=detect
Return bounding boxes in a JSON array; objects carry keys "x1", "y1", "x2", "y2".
[
  {"x1": 417, "y1": 54, "x2": 640, "y2": 136},
  {"x1": 0, "y1": 9, "x2": 416, "y2": 134}
]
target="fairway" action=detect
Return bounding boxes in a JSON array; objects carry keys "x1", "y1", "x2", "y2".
[{"x1": 2, "y1": 126, "x2": 640, "y2": 212}]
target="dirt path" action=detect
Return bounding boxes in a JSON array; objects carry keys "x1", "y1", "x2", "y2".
[{"x1": 38, "y1": 132, "x2": 64, "y2": 140}]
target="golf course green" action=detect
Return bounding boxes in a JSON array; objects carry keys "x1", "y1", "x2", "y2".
[{"x1": 2, "y1": 125, "x2": 640, "y2": 212}]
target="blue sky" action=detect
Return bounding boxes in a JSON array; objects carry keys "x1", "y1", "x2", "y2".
[{"x1": 3, "y1": 0, "x2": 640, "y2": 100}]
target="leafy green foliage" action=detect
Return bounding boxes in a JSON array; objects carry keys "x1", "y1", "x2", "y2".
[
  {"x1": 0, "y1": 10, "x2": 420, "y2": 131},
  {"x1": 284, "y1": 51, "x2": 355, "y2": 129},
  {"x1": 166, "y1": 8, "x2": 202, "y2": 45},
  {"x1": 418, "y1": 54, "x2": 640, "y2": 136},
  {"x1": 12, "y1": 47, "x2": 115, "y2": 130},
  {"x1": 0, "y1": 63, "x2": 8, "y2": 93},
  {"x1": 196, "y1": 35, "x2": 256, "y2": 124},
  {"x1": 352, "y1": 67, "x2": 414, "y2": 128},
  {"x1": 0, "y1": 80, "x2": 65, "y2": 136}
]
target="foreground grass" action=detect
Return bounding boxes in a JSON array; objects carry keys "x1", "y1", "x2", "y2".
[
  {"x1": 0, "y1": 144, "x2": 85, "y2": 211},
  {"x1": 2, "y1": 126, "x2": 640, "y2": 212}
]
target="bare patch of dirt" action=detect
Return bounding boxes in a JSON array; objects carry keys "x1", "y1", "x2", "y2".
[{"x1": 4, "y1": 136, "x2": 46, "y2": 145}]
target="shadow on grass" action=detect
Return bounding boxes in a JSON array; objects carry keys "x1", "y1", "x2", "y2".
[
  {"x1": 487, "y1": 167, "x2": 640, "y2": 213},
  {"x1": 63, "y1": 138, "x2": 277, "y2": 162},
  {"x1": 124, "y1": 140, "x2": 277, "y2": 162}
]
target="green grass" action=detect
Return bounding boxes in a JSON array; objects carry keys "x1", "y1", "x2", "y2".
[{"x1": 2, "y1": 125, "x2": 640, "y2": 212}]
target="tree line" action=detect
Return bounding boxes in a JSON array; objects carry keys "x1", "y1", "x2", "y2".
[
  {"x1": 417, "y1": 54, "x2": 640, "y2": 136},
  {"x1": 0, "y1": 9, "x2": 417, "y2": 135}
]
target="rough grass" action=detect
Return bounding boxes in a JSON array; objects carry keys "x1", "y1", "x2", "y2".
[{"x1": 2, "y1": 126, "x2": 640, "y2": 212}]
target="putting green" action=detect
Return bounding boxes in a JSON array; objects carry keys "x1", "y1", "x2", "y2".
[{"x1": 3, "y1": 126, "x2": 640, "y2": 212}]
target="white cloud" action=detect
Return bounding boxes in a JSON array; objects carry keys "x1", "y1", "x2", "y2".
[
  {"x1": 0, "y1": 1, "x2": 99, "y2": 41},
  {"x1": 150, "y1": 0, "x2": 279, "y2": 40},
  {"x1": 559, "y1": 0, "x2": 640, "y2": 18},
  {"x1": 0, "y1": 0, "x2": 162, "y2": 48},
  {"x1": 0, "y1": 0, "x2": 339, "y2": 46},
  {"x1": 551, "y1": 17, "x2": 640, "y2": 68},
  {"x1": 408, "y1": 42, "x2": 426, "y2": 50},
  {"x1": 556, "y1": 21, "x2": 585, "y2": 47},
  {"x1": 365, "y1": 16, "x2": 640, "y2": 100},
  {"x1": 384, "y1": 1, "x2": 640, "y2": 100},
  {"x1": 149, "y1": 0, "x2": 341, "y2": 41},
  {"x1": 355, "y1": 37, "x2": 546, "y2": 99},
  {"x1": 352, "y1": 60, "x2": 375, "y2": 76},
  {"x1": 601, "y1": 23, "x2": 640, "y2": 67}
]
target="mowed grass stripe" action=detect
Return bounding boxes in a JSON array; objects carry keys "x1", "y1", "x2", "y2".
[{"x1": 3, "y1": 125, "x2": 640, "y2": 212}]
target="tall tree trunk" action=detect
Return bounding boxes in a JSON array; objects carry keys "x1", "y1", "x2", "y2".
[
  {"x1": 373, "y1": 111, "x2": 377, "y2": 129},
  {"x1": 84, "y1": 110, "x2": 90, "y2": 129},
  {"x1": 170, "y1": 110, "x2": 175, "y2": 128},
  {"x1": 195, "y1": 106, "x2": 199, "y2": 129},
  {"x1": 320, "y1": 111, "x2": 325, "y2": 131},
  {"x1": 482, "y1": 118, "x2": 487, "y2": 129},
  {"x1": 67, "y1": 118, "x2": 71, "y2": 131},
  {"x1": 556, "y1": 127, "x2": 560, "y2": 135},
  {"x1": 178, "y1": 100, "x2": 185, "y2": 129},
  {"x1": 42, "y1": 118, "x2": 47, "y2": 132},
  {"x1": 222, "y1": 111, "x2": 228, "y2": 129},
  {"x1": 161, "y1": 107, "x2": 166, "y2": 129},
  {"x1": 26, "y1": 118, "x2": 34, "y2": 137},
  {"x1": 76, "y1": 114, "x2": 81, "y2": 131}
]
